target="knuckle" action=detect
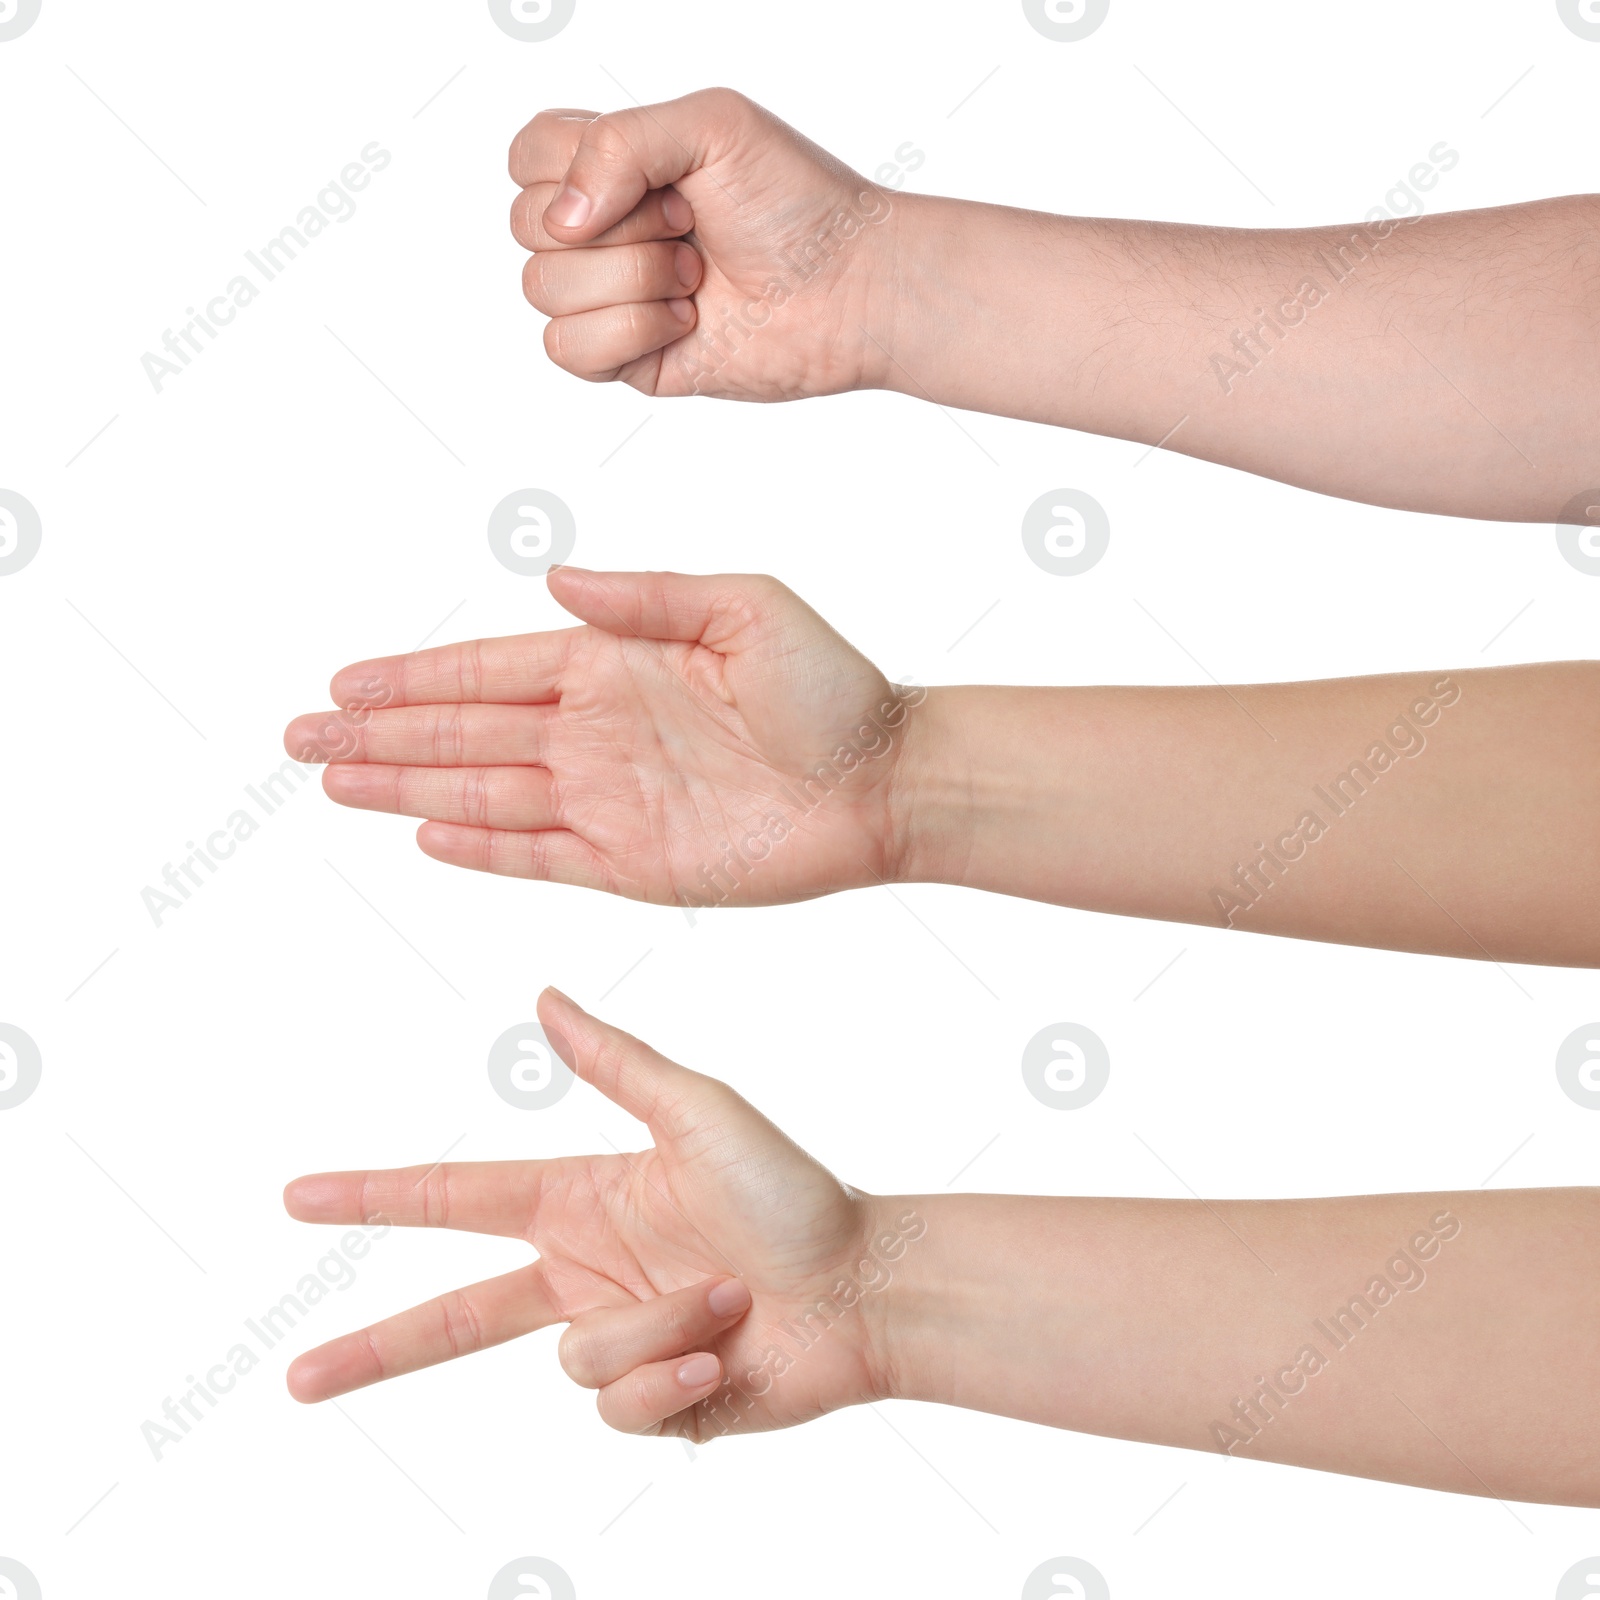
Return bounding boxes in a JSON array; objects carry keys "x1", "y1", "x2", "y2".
[
  {"x1": 484, "y1": 827, "x2": 513, "y2": 875},
  {"x1": 558, "y1": 1323, "x2": 602, "y2": 1387},
  {"x1": 618, "y1": 248, "x2": 656, "y2": 299},
  {"x1": 438, "y1": 1289, "x2": 484, "y2": 1359},
  {"x1": 597, "y1": 1372, "x2": 652, "y2": 1433},
  {"x1": 647, "y1": 239, "x2": 686, "y2": 294},
  {"x1": 358, "y1": 1328, "x2": 387, "y2": 1383},
  {"x1": 461, "y1": 768, "x2": 492, "y2": 829},
  {"x1": 591, "y1": 1035, "x2": 632, "y2": 1085},
  {"x1": 658, "y1": 1295, "x2": 696, "y2": 1347},
  {"x1": 619, "y1": 300, "x2": 661, "y2": 345},
  {"x1": 471, "y1": 827, "x2": 498, "y2": 872},
  {"x1": 522, "y1": 254, "x2": 552, "y2": 312},
  {"x1": 514, "y1": 188, "x2": 557, "y2": 249},
  {"x1": 698, "y1": 86, "x2": 751, "y2": 121},
  {"x1": 509, "y1": 191, "x2": 531, "y2": 244},
  {"x1": 525, "y1": 109, "x2": 568, "y2": 142},
  {"x1": 542, "y1": 317, "x2": 567, "y2": 365},
  {"x1": 391, "y1": 766, "x2": 417, "y2": 814},
  {"x1": 506, "y1": 126, "x2": 531, "y2": 182},
  {"x1": 462, "y1": 638, "x2": 487, "y2": 701},
  {"x1": 434, "y1": 706, "x2": 465, "y2": 764},
  {"x1": 682, "y1": 1073, "x2": 729, "y2": 1120},
  {"x1": 543, "y1": 318, "x2": 602, "y2": 382},
  {"x1": 526, "y1": 833, "x2": 554, "y2": 878},
  {"x1": 582, "y1": 113, "x2": 637, "y2": 166},
  {"x1": 418, "y1": 1165, "x2": 451, "y2": 1228}
]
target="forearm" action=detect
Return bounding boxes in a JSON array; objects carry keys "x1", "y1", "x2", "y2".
[
  {"x1": 891, "y1": 663, "x2": 1600, "y2": 967},
  {"x1": 873, "y1": 191, "x2": 1600, "y2": 521},
  {"x1": 870, "y1": 1187, "x2": 1600, "y2": 1506}
]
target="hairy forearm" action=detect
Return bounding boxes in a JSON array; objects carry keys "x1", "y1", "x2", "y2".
[
  {"x1": 873, "y1": 192, "x2": 1600, "y2": 521},
  {"x1": 868, "y1": 1187, "x2": 1600, "y2": 1505},
  {"x1": 890, "y1": 663, "x2": 1600, "y2": 967}
]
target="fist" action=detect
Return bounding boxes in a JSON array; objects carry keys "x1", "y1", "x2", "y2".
[{"x1": 508, "y1": 87, "x2": 903, "y2": 401}]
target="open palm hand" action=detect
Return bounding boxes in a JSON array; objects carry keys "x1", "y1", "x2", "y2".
[{"x1": 285, "y1": 569, "x2": 919, "y2": 910}]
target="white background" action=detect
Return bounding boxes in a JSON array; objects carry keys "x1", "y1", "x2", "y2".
[{"x1": 2, "y1": 1, "x2": 1597, "y2": 1595}]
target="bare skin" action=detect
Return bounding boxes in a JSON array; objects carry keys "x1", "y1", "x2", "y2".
[
  {"x1": 284, "y1": 991, "x2": 1600, "y2": 1507},
  {"x1": 284, "y1": 567, "x2": 1600, "y2": 968},
  {"x1": 283, "y1": 989, "x2": 885, "y2": 1436},
  {"x1": 509, "y1": 88, "x2": 1600, "y2": 523}
]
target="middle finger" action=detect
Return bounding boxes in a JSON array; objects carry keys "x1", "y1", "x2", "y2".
[
  {"x1": 285, "y1": 703, "x2": 553, "y2": 767},
  {"x1": 522, "y1": 238, "x2": 702, "y2": 318}
]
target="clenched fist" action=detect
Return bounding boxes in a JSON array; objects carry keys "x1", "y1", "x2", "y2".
[{"x1": 507, "y1": 87, "x2": 904, "y2": 400}]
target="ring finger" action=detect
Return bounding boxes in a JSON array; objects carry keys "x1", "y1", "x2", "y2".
[
  {"x1": 522, "y1": 239, "x2": 701, "y2": 318},
  {"x1": 323, "y1": 763, "x2": 558, "y2": 830},
  {"x1": 596, "y1": 1351, "x2": 727, "y2": 1435},
  {"x1": 543, "y1": 299, "x2": 697, "y2": 383}
]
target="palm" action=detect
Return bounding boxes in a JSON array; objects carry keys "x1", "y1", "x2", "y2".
[
  {"x1": 530, "y1": 1131, "x2": 875, "y2": 1438},
  {"x1": 548, "y1": 620, "x2": 898, "y2": 907},
  {"x1": 289, "y1": 572, "x2": 913, "y2": 906}
]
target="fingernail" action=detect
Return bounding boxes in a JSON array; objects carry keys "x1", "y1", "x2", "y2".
[
  {"x1": 677, "y1": 1353, "x2": 720, "y2": 1389},
  {"x1": 544, "y1": 184, "x2": 592, "y2": 229},
  {"x1": 707, "y1": 1278, "x2": 751, "y2": 1318},
  {"x1": 667, "y1": 297, "x2": 694, "y2": 324},
  {"x1": 674, "y1": 243, "x2": 701, "y2": 288},
  {"x1": 544, "y1": 1024, "x2": 577, "y2": 1070},
  {"x1": 662, "y1": 189, "x2": 692, "y2": 231}
]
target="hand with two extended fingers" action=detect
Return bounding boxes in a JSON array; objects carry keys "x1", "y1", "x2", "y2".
[{"x1": 283, "y1": 989, "x2": 895, "y2": 1439}]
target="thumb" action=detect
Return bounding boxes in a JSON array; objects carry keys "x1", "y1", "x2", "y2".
[
  {"x1": 541, "y1": 86, "x2": 760, "y2": 240},
  {"x1": 546, "y1": 567, "x2": 790, "y2": 653},
  {"x1": 537, "y1": 986, "x2": 731, "y2": 1144}
]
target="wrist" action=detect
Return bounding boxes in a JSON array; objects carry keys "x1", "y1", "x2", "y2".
[
  {"x1": 859, "y1": 1192, "x2": 1014, "y2": 1411},
  {"x1": 883, "y1": 685, "x2": 978, "y2": 887},
  {"x1": 854, "y1": 1193, "x2": 948, "y2": 1406},
  {"x1": 856, "y1": 191, "x2": 972, "y2": 400}
]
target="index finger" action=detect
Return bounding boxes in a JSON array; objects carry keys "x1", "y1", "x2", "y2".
[
  {"x1": 525, "y1": 88, "x2": 760, "y2": 242},
  {"x1": 327, "y1": 628, "x2": 577, "y2": 710},
  {"x1": 511, "y1": 181, "x2": 694, "y2": 252},
  {"x1": 509, "y1": 107, "x2": 598, "y2": 187},
  {"x1": 284, "y1": 1160, "x2": 564, "y2": 1239}
]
